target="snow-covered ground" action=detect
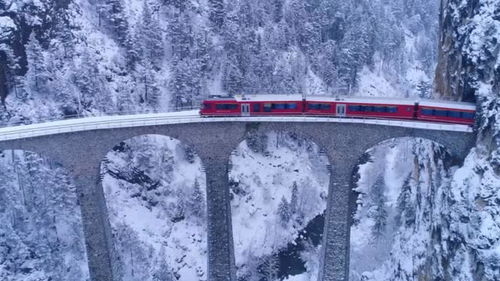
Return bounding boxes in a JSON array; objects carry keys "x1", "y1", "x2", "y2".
[
  {"x1": 101, "y1": 135, "x2": 207, "y2": 281},
  {"x1": 230, "y1": 131, "x2": 329, "y2": 280}
]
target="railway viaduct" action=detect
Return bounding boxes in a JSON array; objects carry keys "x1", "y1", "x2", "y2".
[{"x1": 0, "y1": 115, "x2": 476, "y2": 281}]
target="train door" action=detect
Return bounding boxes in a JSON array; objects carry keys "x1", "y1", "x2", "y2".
[
  {"x1": 241, "y1": 104, "x2": 250, "y2": 117},
  {"x1": 336, "y1": 104, "x2": 346, "y2": 117}
]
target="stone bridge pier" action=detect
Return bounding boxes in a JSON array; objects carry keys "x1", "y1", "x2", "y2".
[{"x1": 0, "y1": 122, "x2": 475, "y2": 281}]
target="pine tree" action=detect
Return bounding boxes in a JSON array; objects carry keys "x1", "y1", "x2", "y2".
[
  {"x1": 278, "y1": 196, "x2": 291, "y2": 226},
  {"x1": 272, "y1": 0, "x2": 285, "y2": 23},
  {"x1": 259, "y1": 254, "x2": 280, "y2": 281},
  {"x1": 189, "y1": 179, "x2": 205, "y2": 219},
  {"x1": 168, "y1": 11, "x2": 192, "y2": 61},
  {"x1": 171, "y1": 58, "x2": 201, "y2": 109},
  {"x1": 138, "y1": 1, "x2": 164, "y2": 67},
  {"x1": 290, "y1": 181, "x2": 298, "y2": 214},
  {"x1": 208, "y1": 0, "x2": 225, "y2": 30},
  {"x1": 135, "y1": 59, "x2": 160, "y2": 109},
  {"x1": 335, "y1": 47, "x2": 356, "y2": 94},
  {"x1": 105, "y1": 0, "x2": 129, "y2": 45},
  {"x1": 124, "y1": 30, "x2": 140, "y2": 70},
  {"x1": 73, "y1": 48, "x2": 112, "y2": 113},
  {"x1": 223, "y1": 60, "x2": 243, "y2": 94},
  {"x1": 24, "y1": 33, "x2": 49, "y2": 98},
  {"x1": 371, "y1": 176, "x2": 388, "y2": 237},
  {"x1": 1, "y1": 45, "x2": 21, "y2": 99}
]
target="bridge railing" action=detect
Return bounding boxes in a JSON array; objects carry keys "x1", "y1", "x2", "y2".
[{"x1": 0, "y1": 106, "x2": 201, "y2": 129}]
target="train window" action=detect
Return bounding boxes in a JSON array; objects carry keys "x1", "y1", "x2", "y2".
[
  {"x1": 253, "y1": 104, "x2": 260, "y2": 112},
  {"x1": 374, "y1": 106, "x2": 387, "y2": 112},
  {"x1": 348, "y1": 105, "x2": 360, "y2": 111},
  {"x1": 387, "y1": 107, "x2": 398, "y2": 113},
  {"x1": 216, "y1": 104, "x2": 238, "y2": 110},
  {"x1": 365, "y1": 106, "x2": 374, "y2": 112},
  {"x1": 462, "y1": 112, "x2": 475, "y2": 119},
  {"x1": 272, "y1": 103, "x2": 286, "y2": 110},
  {"x1": 434, "y1": 110, "x2": 448, "y2": 117},
  {"x1": 264, "y1": 103, "x2": 272, "y2": 112},
  {"x1": 308, "y1": 104, "x2": 321, "y2": 110},
  {"x1": 320, "y1": 104, "x2": 331, "y2": 110},
  {"x1": 421, "y1": 108, "x2": 433, "y2": 115},
  {"x1": 286, "y1": 103, "x2": 298, "y2": 109},
  {"x1": 448, "y1": 111, "x2": 461, "y2": 118}
]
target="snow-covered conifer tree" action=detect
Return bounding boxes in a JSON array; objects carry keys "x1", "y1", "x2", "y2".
[
  {"x1": 208, "y1": 0, "x2": 225, "y2": 30},
  {"x1": 290, "y1": 181, "x2": 298, "y2": 214},
  {"x1": 137, "y1": 1, "x2": 163, "y2": 68},
  {"x1": 24, "y1": 33, "x2": 48, "y2": 98},
  {"x1": 278, "y1": 196, "x2": 291, "y2": 226},
  {"x1": 105, "y1": 0, "x2": 129, "y2": 45},
  {"x1": 189, "y1": 179, "x2": 205, "y2": 219}
]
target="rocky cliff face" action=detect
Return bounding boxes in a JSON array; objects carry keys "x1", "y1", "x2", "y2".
[
  {"x1": 433, "y1": 0, "x2": 500, "y2": 280},
  {"x1": 434, "y1": 0, "x2": 499, "y2": 102}
]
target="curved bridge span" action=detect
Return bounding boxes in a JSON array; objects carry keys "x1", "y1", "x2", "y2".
[
  {"x1": 0, "y1": 111, "x2": 475, "y2": 281},
  {"x1": 0, "y1": 110, "x2": 472, "y2": 141}
]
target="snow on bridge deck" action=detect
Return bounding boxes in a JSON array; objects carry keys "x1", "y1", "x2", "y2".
[{"x1": 0, "y1": 110, "x2": 473, "y2": 142}]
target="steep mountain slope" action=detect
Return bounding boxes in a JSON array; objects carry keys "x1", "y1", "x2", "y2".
[{"x1": 1, "y1": 0, "x2": 439, "y2": 124}]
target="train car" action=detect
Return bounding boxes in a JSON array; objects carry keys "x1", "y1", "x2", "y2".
[
  {"x1": 417, "y1": 100, "x2": 475, "y2": 125},
  {"x1": 200, "y1": 96, "x2": 241, "y2": 117},
  {"x1": 200, "y1": 95, "x2": 304, "y2": 116},
  {"x1": 304, "y1": 96, "x2": 416, "y2": 120}
]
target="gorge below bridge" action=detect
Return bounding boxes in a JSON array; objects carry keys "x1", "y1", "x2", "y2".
[{"x1": 0, "y1": 112, "x2": 476, "y2": 281}]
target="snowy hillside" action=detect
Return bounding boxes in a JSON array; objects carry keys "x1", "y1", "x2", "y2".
[
  {"x1": 229, "y1": 132, "x2": 329, "y2": 281},
  {"x1": 101, "y1": 135, "x2": 207, "y2": 281},
  {"x1": 0, "y1": 0, "x2": 439, "y2": 124},
  {"x1": 0, "y1": 150, "x2": 89, "y2": 281}
]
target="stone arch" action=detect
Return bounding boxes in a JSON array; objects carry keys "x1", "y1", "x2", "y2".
[
  {"x1": 349, "y1": 137, "x2": 461, "y2": 281},
  {"x1": 99, "y1": 134, "x2": 208, "y2": 281},
  {"x1": 0, "y1": 148, "x2": 89, "y2": 280},
  {"x1": 228, "y1": 124, "x2": 332, "y2": 281},
  {"x1": 356, "y1": 134, "x2": 465, "y2": 162}
]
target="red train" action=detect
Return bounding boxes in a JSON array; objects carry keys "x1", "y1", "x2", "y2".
[{"x1": 200, "y1": 95, "x2": 476, "y2": 125}]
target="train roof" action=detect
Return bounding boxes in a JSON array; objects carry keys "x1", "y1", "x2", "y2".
[
  {"x1": 204, "y1": 95, "x2": 476, "y2": 110},
  {"x1": 235, "y1": 94, "x2": 303, "y2": 102},
  {"x1": 418, "y1": 100, "x2": 476, "y2": 110},
  {"x1": 307, "y1": 95, "x2": 416, "y2": 105}
]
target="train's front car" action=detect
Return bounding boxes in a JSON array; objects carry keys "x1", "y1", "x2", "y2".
[{"x1": 199, "y1": 95, "x2": 240, "y2": 117}]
